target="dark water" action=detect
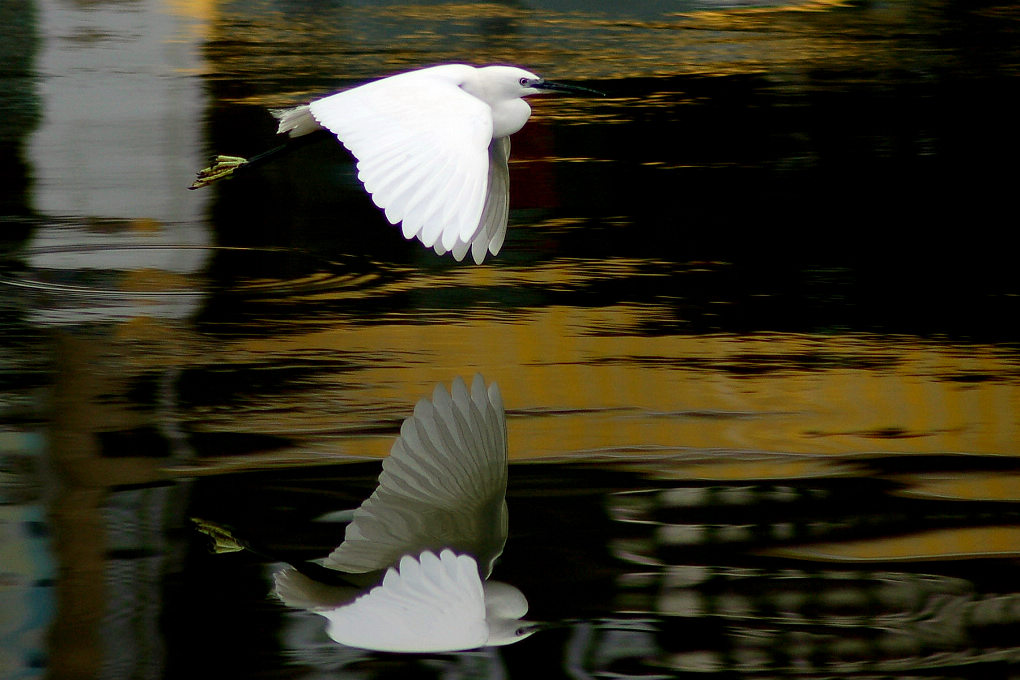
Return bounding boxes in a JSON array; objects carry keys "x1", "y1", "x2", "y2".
[{"x1": 2, "y1": 1, "x2": 1020, "y2": 678}]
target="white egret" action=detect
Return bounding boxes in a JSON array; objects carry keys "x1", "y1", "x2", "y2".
[
  {"x1": 267, "y1": 375, "x2": 536, "y2": 652},
  {"x1": 191, "y1": 64, "x2": 603, "y2": 263}
]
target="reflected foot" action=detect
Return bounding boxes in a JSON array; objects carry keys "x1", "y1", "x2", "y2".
[
  {"x1": 189, "y1": 155, "x2": 249, "y2": 189},
  {"x1": 191, "y1": 517, "x2": 246, "y2": 553}
]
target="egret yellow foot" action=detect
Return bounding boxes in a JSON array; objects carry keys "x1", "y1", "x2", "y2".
[{"x1": 189, "y1": 155, "x2": 249, "y2": 189}]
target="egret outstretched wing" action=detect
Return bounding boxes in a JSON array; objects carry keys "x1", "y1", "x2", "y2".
[
  {"x1": 324, "y1": 375, "x2": 508, "y2": 576},
  {"x1": 309, "y1": 67, "x2": 493, "y2": 256},
  {"x1": 322, "y1": 550, "x2": 489, "y2": 652}
]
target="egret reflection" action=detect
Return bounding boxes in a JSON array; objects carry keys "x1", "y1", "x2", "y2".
[
  {"x1": 280, "y1": 549, "x2": 533, "y2": 653},
  {"x1": 198, "y1": 375, "x2": 534, "y2": 653}
]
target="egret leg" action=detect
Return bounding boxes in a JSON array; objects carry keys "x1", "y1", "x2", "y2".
[
  {"x1": 189, "y1": 134, "x2": 328, "y2": 190},
  {"x1": 189, "y1": 155, "x2": 250, "y2": 189},
  {"x1": 190, "y1": 516, "x2": 359, "y2": 586}
]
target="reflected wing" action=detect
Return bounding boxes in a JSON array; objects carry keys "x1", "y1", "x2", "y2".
[
  {"x1": 309, "y1": 67, "x2": 492, "y2": 254},
  {"x1": 322, "y1": 550, "x2": 489, "y2": 653},
  {"x1": 324, "y1": 375, "x2": 508, "y2": 575}
]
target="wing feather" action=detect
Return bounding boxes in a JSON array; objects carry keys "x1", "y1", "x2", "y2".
[
  {"x1": 465, "y1": 137, "x2": 511, "y2": 263},
  {"x1": 309, "y1": 67, "x2": 492, "y2": 256},
  {"x1": 451, "y1": 239, "x2": 471, "y2": 261},
  {"x1": 483, "y1": 137, "x2": 512, "y2": 259}
]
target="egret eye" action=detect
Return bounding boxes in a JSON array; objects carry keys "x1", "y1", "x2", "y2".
[{"x1": 519, "y1": 77, "x2": 529, "y2": 86}]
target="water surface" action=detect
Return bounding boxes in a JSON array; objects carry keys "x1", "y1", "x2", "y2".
[{"x1": 1, "y1": 1, "x2": 1019, "y2": 678}]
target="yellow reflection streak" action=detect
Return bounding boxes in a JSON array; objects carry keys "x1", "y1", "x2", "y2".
[
  {"x1": 768, "y1": 526, "x2": 1020, "y2": 561},
  {"x1": 895, "y1": 473, "x2": 1020, "y2": 502},
  {"x1": 203, "y1": 0, "x2": 908, "y2": 101},
  {"x1": 139, "y1": 300, "x2": 1019, "y2": 467}
]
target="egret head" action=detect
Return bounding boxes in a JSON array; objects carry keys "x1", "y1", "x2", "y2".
[
  {"x1": 486, "y1": 619, "x2": 540, "y2": 646},
  {"x1": 483, "y1": 579, "x2": 535, "y2": 646},
  {"x1": 476, "y1": 65, "x2": 605, "y2": 100}
]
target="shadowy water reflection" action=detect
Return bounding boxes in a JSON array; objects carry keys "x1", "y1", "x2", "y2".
[
  {"x1": 195, "y1": 375, "x2": 532, "y2": 653},
  {"x1": 173, "y1": 451, "x2": 1020, "y2": 678},
  {"x1": 1, "y1": 0, "x2": 1019, "y2": 678}
]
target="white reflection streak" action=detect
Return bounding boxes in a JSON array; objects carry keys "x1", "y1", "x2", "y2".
[
  {"x1": 28, "y1": 0, "x2": 208, "y2": 224},
  {"x1": 24, "y1": 0, "x2": 213, "y2": 326}
]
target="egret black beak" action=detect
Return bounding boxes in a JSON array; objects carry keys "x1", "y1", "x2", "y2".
[{"x1": 533, "y1": 80, "x2": 606, "y2": 97}]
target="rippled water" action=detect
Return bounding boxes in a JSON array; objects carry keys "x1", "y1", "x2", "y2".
[{"x1": 2, "y1": 1, "x2": 1019, "y2": 678}]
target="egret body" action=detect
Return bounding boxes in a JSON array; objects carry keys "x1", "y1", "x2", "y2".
[{"x1": 191, "y1": 64, "x2": 602, "y2": 263}]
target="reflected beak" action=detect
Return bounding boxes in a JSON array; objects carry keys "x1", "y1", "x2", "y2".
[{"x1": 533, "y1": 80, "x2": 606, "y2": 97}]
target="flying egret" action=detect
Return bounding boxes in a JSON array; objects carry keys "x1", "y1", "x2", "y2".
[
  {"x1": 190, "y1": 64, "x2": 603, "y2": 263},
  {"x1": 194, "y1": 375, "x2": 534, "y2": 651}
]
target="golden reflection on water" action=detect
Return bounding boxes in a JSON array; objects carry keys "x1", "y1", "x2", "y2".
[
  {"x1": 205, "y1": 0, "x2": 932, "y2": 102},
  {"x1": 151, "y1": 272, "x2": 1018, "y2": 467},
  {"x1": 895, "y1": 472, "x2": 1020, "y2": 502},
  {"x1": 26, "y1": 245, "x2": 1014, "y2": 473},
  {"x1": 637, "y1": 457, "x2": 862, "y2": 481},
  {"x1": 771, "y1": 526, "x2": 1020, "y2": 561}
]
